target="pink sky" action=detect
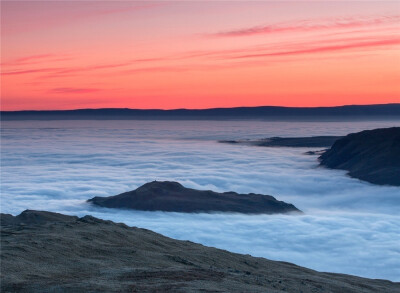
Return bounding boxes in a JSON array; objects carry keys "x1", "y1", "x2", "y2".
[{"x1": 1, "y1": 1, "x2": 400, "y2": 110}]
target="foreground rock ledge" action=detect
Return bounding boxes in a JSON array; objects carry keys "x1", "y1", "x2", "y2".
[
  {"x1": 88, "y1": 181, "x2": 301, "y2": 214},
  {"x1": 1, "y1": 210, "x2": 399, "y2": 293},
  {"x1": 319, "y1": 127, "x2": 400, "y2": 186}
]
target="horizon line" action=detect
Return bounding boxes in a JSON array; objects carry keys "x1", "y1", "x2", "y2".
[{"x1": 2, "y1": 103, "x2": 400, "y2": 113}]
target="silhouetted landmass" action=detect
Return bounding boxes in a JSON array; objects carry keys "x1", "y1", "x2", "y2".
[
  {"x1": 220, "y1": 136, "x2": 342, "y2": 148},
  {"x1": 88, "y1": 181, "x2": 300, "y2": 214},
  {"x1": 2, "y1": 210, "x2": 399, "y2": 292},
  {"x1": 2, "y1": 104, "x2": 400, "y2": 120},
  {"x1": 0, "y1": 210, "x2": 78, "y2": 225},
  {"x1": 319, "y1": 127, "x2": 400, "y2": 186},
  {"x1": 304, "y1": 150, "x2": 327, "y2": 156}
]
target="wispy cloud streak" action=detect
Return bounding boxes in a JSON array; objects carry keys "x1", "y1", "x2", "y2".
[
  {"x1": 1, "y1": 58, "x2": 167, "y2": 77},
  {"x1": 228, "y1": 38, "x2": 400, "y2": 60},
  {"x1": 1, "y1": 68, "x2": 62, "y2": 76},
  {"x1": 8, "y1": 54, "x2": 54, "y2": 65},
  {"x1": 212, "y1": 15, "x2": 400, "y2": 37},
  {"x1": 49, "y1": 88, "x2": 100, "y2": 94}
]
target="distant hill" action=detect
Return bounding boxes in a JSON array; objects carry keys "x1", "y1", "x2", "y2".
[
  {"x1": 2, "y1": 104, "x2": 400, "y2": 120},
  {"x1": 319, "y1": 127, "x2": 400, "y2": 186}
]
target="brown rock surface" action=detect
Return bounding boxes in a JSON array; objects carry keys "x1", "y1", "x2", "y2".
[{"x1": 1, "y1": 210, "x2": 399, "y2": 292}]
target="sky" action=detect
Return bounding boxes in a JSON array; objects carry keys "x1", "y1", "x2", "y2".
[{"x1": 1, "y1": 1, "x2": 400, "y2": 110}]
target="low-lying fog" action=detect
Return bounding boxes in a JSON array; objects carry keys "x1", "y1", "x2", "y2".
[{"x1": 1, "y1": 120, "x2": 400, "y2": 280}]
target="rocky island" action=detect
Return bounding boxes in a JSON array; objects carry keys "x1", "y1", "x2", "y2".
[
  {"x1": 319, "y1": 127, "x2": 400, "y2": 186},
  {"x1": 88, "y1": 181, "x2": 300, "y2": 214},
  {"x1": 2, "y1": 210, "x2": 399, "y2": 292}
]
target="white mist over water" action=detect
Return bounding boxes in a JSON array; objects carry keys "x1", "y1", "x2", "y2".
[{"x1": 1, "y1": 119, "x2": 400, "y2": 280}]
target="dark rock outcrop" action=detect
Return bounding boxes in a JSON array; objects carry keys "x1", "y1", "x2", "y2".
[
  {"x1": 304, "y1": 150, "x2": 326, "y2": 156},
  {"x1": 88, "y1": 181, "x2": 300, "y2": 214},
  {"x1": 1, "y1": 210, "x2": 399, "y2": 292},
  {"x1": 220, "y1": 136, "x2": 342, "y2": 148},
  {"x1": 319, "y1": 127, "x2": 400, "y2": 186},
  {"x1": 0, "y1": 210, "x2": 78, "y2": 226}
]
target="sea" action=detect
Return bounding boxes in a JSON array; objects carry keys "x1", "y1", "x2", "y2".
[{"x1": 1, "y1": 119, "x2": 400, "y2": 281}]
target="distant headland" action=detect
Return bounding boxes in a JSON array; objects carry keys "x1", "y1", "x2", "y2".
[
  {"x1": 2, "y1": 104, "x2": 400, "y2": 120},
  {"x1": 319, "y1": 127, "x2": 400, "y2": 186}
]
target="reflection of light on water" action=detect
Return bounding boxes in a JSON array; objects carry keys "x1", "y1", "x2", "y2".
[{"x1": 1, "y1": 119, "x2": 400, "y2": 280}]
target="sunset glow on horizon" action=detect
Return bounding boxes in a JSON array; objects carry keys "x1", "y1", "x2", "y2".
[{"x1": 1, "y1": 1, "x2": 400, "y2": 110}]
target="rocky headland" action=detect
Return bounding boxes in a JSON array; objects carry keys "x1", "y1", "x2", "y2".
[{"x1": 319, "y1": 127, "x2": 400, "y2": 186}]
